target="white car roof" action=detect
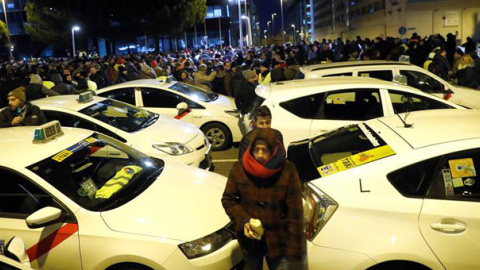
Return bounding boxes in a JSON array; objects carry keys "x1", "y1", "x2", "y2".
[
  {"x1": 373, "y1": 109, "x2": 480, "y2": 149},
  {"x1": 32, "y1": 95, "x2": 108, "y2": 112},
  {"x1": 258, "y1": 76, "x2": 439, "y2": 100},
  {"x1": 303, "y1": 60, "x2": 411, "y2": 72},
  {"x1": 97, "y1": 79, "x2": 171, "y2": 93},
  {"x1": 0, "y1": 126, "x2": 94, "y2": 167}
]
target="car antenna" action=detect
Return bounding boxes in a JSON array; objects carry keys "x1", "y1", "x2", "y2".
[{"x1": 394, "y1": 110, "x2": 413, "y2": 128}]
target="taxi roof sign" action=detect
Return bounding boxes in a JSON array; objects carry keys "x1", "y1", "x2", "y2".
[
  {"x1": 77, "y1": 91, "x2": 93, "y2": 103},
  {"x1": 33, "y1": 120, "x2": 64, "y2": 143}
]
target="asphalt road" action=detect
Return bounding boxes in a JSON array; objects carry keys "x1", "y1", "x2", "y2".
[{"x1": 211, "y1": 145, "x2": 239, "y2": 177}]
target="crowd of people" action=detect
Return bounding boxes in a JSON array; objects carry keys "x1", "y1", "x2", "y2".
[{"x1": 0, "y1": 32, "x2": 479, "y2": 118}]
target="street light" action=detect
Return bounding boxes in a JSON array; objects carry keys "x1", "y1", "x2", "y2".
[
  {"x1": 280, "y1": 0, "x2": 285, "y2": 43},
  {"x1": 271, "y1": 13, "x2": 277, "y2": 35},
  {"x1": 291, "y1": 24, "x2": 296, "y2": 44},
  {"x1": 241, "y1": 15, "x2": 252, "y2": 47},
  {"x1": 71, "y1": 26, "x2": 80, "y2": 57},
  {"x1": 267, "y1": 21, "x2": 271, "y2": 34}
]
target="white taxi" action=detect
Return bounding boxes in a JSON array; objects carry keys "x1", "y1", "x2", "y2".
[
  {"x1": 300, "y1": 60, "x2": 480, "y2": 109},
  {"x1": 287, "y1": 109, "x2": 480, "y2": 270},
  {"x1": 255, "y1": 76, "x2": 465, "y2": 147},
  {"x1": 0, "y1": 122, "x2": 242, "y2": 270},
  {"x1": 96, "y1": 80, "x2": 244, "y2": 151},
  {"x1": 32, "y1": 93, "x2": 212, "y2": 170}
]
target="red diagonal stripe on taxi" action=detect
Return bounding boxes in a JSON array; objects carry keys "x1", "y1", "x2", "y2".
[
  {"x1": 26, "y1": 223, "x2": 78, "y2": 261},
  {"x1": 174, "y1": 109, "x2": 191, "y2": 120}
]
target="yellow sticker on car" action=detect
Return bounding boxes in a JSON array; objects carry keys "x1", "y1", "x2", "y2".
[
  {"x1": 448, "y1": 158, "x2": 477, "y2": 178},
  {"x1": 85, "y1": 137, "x2": 97, "y2": 144},
  {"x1": 318, "y1": 145, "x2": 395, "y2": 177},
  {"x1": 52, "y1": 150, "x2": 73, "y2": 162}
]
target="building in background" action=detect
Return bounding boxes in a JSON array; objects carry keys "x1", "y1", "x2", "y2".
[
  {"x1": 294, "y1": 0, "x2": 480, "y2": 43},
  {"x1": 287, "y1": 0, "x2": 314, "y2": 43}
]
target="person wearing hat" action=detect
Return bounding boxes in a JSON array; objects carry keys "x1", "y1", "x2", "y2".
[
  {"x1": 258, "y1": 61, "x2": 272, "y2": 85},
  {"x1": 0, "y1": 86, "x2": 47, "y2": 128}
]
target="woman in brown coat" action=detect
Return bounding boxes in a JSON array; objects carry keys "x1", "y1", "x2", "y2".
[{"x1": 222, "y1": 128, "x2": 306, "y2": 270}]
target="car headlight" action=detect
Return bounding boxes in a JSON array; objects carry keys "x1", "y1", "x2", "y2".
[
  {"x1": 178, "y1": 224, "x2": 235, "y2": 259},
  {"x1": 302, "y1": 183, "x2": 338, "y2": 240},
  {"x1": 152, "y1": 142, "x2": 193, "y2": 155}
]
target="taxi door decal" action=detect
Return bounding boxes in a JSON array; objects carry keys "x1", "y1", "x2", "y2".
[
  {"x1": 174, "y1": 108, "x2": 191, "y2": 120},
  {"x1": 26, "y1": 223, "x2": 78, "y2": 261}
]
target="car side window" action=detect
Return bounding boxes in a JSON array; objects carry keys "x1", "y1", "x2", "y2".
[
  {"x1": 280, "y1": 93, "x2": 325, "y2": 119},
  {"x1": 427, "y1": 149, "x2": 480, "y2": 201},
  {"x1": 99, "y1": 88, "x2": 136, "y2": 105},
  {"x1": 319, "y1": 89, "x2": 382, "y2": 120},
  {"x1": 141, "y1": 87, "x2": 184, "y2": 108},
  {"x1": 388, "y1": 90, "x2": 454, "y2": 113},
  {"x1": 47, "y1": 112, "x2": 127, "y2": 143},
  {"x1": 358, "y1": 70, "x2": 393, "y2": 81},
  {"x1": 322, "y1": 72, "x2": 353, "y2": 77},
  {"x1": 387, "y1": 157, "x2": 440, "y2": 198},
  {"x1": 43, "y1": 110, "x2": 75, "y2": 126},
  {"x1": 399, "y1": 70, "x2": 444, "y2": 93},
  {"x1": 0, "y1": 168, "x2": 54, "y2": 218}
]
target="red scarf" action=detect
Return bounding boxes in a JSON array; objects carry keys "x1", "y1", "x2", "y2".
[{"x1": 242, "y1": 142, "x2": 285, "y2": 178}]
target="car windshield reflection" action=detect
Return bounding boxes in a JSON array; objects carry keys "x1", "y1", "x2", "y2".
[
  {"x1": 28, "y1": 133, "x2": 164, "y2": 211},
  {"x1": 168, "y1": 82, "x2": 218, "y2": 102}
]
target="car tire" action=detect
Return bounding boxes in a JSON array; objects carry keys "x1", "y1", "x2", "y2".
[{"x1": 202, "y1": 122, "x2": 232, "y2": 151}]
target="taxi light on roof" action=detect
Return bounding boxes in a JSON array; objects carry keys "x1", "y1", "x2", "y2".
[
  {"x1": 393, "y1": 74, "x2": 407, "y2": 85},
  {"x1": 33, "y1": 120, "x2": 64, "y2": 143},
  {"x1": 77, "y1": 92, "x2": 93, "y2": 103}
]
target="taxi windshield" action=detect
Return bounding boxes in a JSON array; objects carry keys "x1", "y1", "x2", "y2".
[
  {"x1": 27, "y1": 133, "x2": 164, "y2": 211},
  {"x1": 80, "y1": 100, "x2": 159, "y2": 132},
  {"x1": 310, "y1": 123, "x2": 394, "y2": 178},
  {"x1": 168, "y1": 82, "x2": 218, "y2": 102}
]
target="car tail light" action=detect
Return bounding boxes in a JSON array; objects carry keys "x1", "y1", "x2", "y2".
[{"x1": 302, "y1": 183, "x2": 338, "y2": 240}]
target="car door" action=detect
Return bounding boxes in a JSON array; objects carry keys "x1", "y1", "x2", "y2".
[
  {"x1": 419, "y1": 148, "x2": 480, "y2": 270},
  {"x1": 309, "y1": 88, "x2": 383, "y2": 138},
  {"x1": 137, "y1": 87, "x2": 194, "y2": 123},
  {"x1": 0, "y1": 167, "x2": 81, "y2": 270}
]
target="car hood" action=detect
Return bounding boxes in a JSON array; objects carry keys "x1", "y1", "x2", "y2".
[
  {"x1": 449, "y1": 85, "x2": 480, "y2": 109},
  {"x1": 209, "y1": 94, "x2": 237, "y2": 109},
  {"x1": 134, "y1": 115, "x2": 199, "y2": 144},
  {"x1": 100, "y1": 162, "x2": 230, "y2": 241}
]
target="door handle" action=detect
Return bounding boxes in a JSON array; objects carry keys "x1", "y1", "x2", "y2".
[{"x1": 431, "y1": 222, "x2": 466, "y2": 233}]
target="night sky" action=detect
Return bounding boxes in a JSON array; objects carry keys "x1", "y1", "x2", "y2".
[{"x1": 255, "y1": 0, "x2": 284, "y2": 34}]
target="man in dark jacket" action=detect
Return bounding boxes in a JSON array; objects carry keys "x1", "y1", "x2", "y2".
[
  {"x1": 235, "y1": 70, "x2": 257, "y2": 115},
  {"x1": 0, "y1": 86, "x2": 47, "y2": 127},
  {"x1": 51, "y1": 73, "x2": 74, "y2": 95},
  {"x1": 25, "y1": 74, "x2": 59, "y2": 101},
  {"x1": 222, "y1": 128, "x2": 306, "y2": 270}
]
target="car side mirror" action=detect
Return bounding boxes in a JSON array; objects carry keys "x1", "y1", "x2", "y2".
[
  {"x1": 176, "y1": 102, "x2": 189, "y2": 115},
  {"x1": 4, "y1": 236, "x2": 31, "y2": 267},
  {"x1": 25, "y1": 206, "x2": 64, "y2": 229}
]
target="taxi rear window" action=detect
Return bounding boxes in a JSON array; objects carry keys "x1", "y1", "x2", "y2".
[{"x1": 310, "y1": 123, "x2": 395, "y2": 177}]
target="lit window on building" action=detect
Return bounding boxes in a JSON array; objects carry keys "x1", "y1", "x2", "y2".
[{"x1": 7, "y1": 3, "x2": 14, "y2": 9}]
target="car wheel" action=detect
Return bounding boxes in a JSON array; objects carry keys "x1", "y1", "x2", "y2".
[{"x1": 202, "y1": 123, "x2": 232, "y2": 151}]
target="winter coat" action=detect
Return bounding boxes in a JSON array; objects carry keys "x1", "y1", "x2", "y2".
[
  {"x1": 51, "y1": 73, "x2": 74, "y2": 95},
  {"x1": 0, "y1": 103, "x2": 47, "y2": 128},
  {"x1": 235, "y1": 79, "x2": 257, "y2": 114},
  {"x1": 193, "y1": 65, "x2": 217, "y2": 91},
  {"x1": 25, "y1": 74, "x2": 59, "y2": 101},
  {"x1": 222, "y1": 128, "x2": 305, "y2": 261}
]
